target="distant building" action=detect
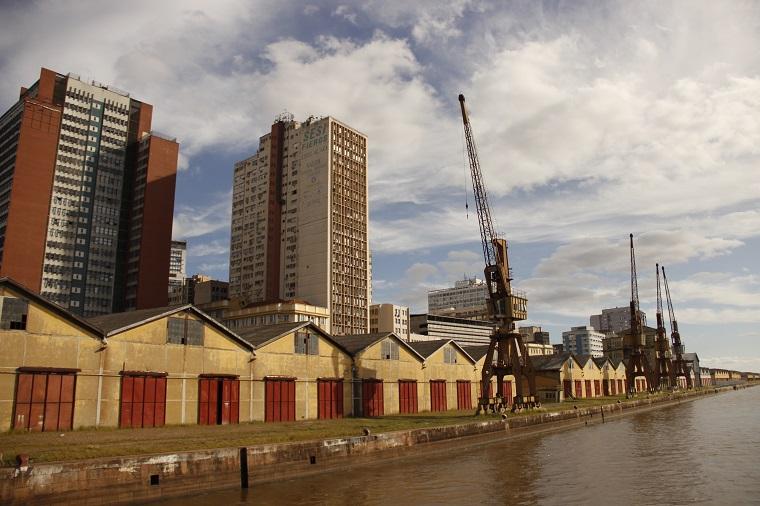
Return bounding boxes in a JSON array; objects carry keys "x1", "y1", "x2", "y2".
[
  {"x1": 518, "y1": 325, "x2": 551, "y2": 345},
  {"x1": 410, "y1": 313, "x2": 495, "y2": 346},
  {"x1": 168, "y1": 274, "x2": 228, "y2": 306},
  {"x1": 169, "y1": 240, "x2": 187, "y2": 294},
  {"x1": 198, "y1": 298, "x2": 330, "y2": 334},
  {"x1": 552, "y1": 343, "x2": 564, "y2": 354},
  {"x1": 0, "y1": 68, "x2": 179, "y2": 316},
  {"x1": 562, "y1": 326, "x2": 605, "y2": 358},
  {"x1": 428, "y1": 277, "x2": 490, "y2": 321},
  {"x1": 370, "y1": 303, "x2": 409, "y2": 337},
  {"x1": 590, "y1": 306, "x2": 647, "y2": 334},
  {"x1": 603, "y1": 326, "x2": 657, "y2": 363},
  {"x1": 229, "y1": 114, "x2": 369, "y2": 335}
]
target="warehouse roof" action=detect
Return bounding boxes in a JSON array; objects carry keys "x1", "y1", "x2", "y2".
[
  {"x1": 406, "y1": 339, "x2": 475, "y2": 363},
  {"x1": 0, "y1": 277, "x2": 102, "y2": 336},
  {"x1": 331, "y1": 332, "x2": 425, "y2": 361},
  {"x1": 463, "y1": 344, "x2": 491, "y2": 362},
  {"x1": 87, "y1": 304, "x2": 253, "y2": 350},
  {"x1": 575, "y1": 354, "x2": 595, "y2": 368},
  {"x1": 236, "y1": 321, "x2": 350, "y2": 354},
  {"x1": 531, "y1": 352, "x2": 575, "y2": 371}
]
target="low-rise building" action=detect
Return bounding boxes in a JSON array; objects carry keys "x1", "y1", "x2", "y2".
[
  {"x1": 0, "y1": 277, "x2": 256, "y2": 431},
  {"x1": 331, "y1": 332, "x2": 425, "y2": 416},
  {"x1": 409, "y1": 314, "x2": 495, "y2": 346},
  {"x1": 369, "y1": 303, "x2": 409, "y2": 338},
  {"x1": 406, "y1": 339, "x2": 477, "y2": 412},
  {"x1": 236, "y1": 322, "x2": 353, "y2": 421},
  {"x1": 199, "y1": 298, "x2": 331, "y2": 334}
]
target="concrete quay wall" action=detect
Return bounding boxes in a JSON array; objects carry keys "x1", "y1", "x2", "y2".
[{"x1": 1, "y1": 385, "x2": 750, "y2": 505}]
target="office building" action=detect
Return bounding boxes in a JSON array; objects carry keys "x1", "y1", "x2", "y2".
[
  {"x1": 370, "y1": 303, "x2": 409, "y2": 337},
  {"x1": 518, "y1": 325, "x2": 551, "y2": 345},
  {"x1": 410, "y1": 313, "x2": 495, "y2": 347},
  {"x1": 0, "y1": 68, "x2": 178, "y2": 316},
  {"x1": 428, "y1": 277, "x2": 489, "y2": 321},
  {"x1": 562, "y1": 326, "x2": 605, "y2": 357},
  {"x1": 168, "y1": 240, "x2": 186, "y2": 294},
  {"x1": 229, "y1": 114, "x2": 368, "y2": 335},
  {"x1": 168, "y1": 274, "x2": 228, "y2": 306}
]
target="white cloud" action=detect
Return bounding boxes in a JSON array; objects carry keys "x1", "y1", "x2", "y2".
[
  {"x1": 172, "y1": 193, "x2": 231, "y2": 240},
  {"x1": 188, "y1": 239, "x2": 230, "y2": 257}
]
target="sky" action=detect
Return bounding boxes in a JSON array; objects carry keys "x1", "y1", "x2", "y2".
[{"x1": 1, "y1": 1, "x2": 758, "y2": 372}]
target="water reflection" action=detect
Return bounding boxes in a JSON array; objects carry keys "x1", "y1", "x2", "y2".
[{"x1": 151, "y1": 388, "x2": 760, "y2": 506}]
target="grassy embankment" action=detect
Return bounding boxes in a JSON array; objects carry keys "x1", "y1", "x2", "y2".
[{"x1": 1, "y1": 392, "x2": 671, "y2": 466}]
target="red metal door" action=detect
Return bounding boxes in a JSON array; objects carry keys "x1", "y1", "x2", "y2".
[
  {"x1": 610, "y1": 379, "x2": 616, "y2": 395},
  {"x1": 594, "y1": 380, "x2": 601, "y2": 397},
  {"x1": 399, "y1": 381, "x2": 418, "y2": 414},
  {"x1": 228, "y1": 379, "x2": 239, "y2": 424},
  {"x1": 479, "y1": 381, "x2": 493, "y2": 399},
  {"x1": 585, "y1": 380, "x2": 592, "y2": 398},
  {"x1": 221, "y1": 379, "x2": 231, "y2": 424},
  {"x1": 208, "y1": 378, "x2": 219, "y2": 425},
  {"x1": 503, "y1": 381, "x2": 513, "y2": 405},
  {"x1": 456, "y1": 380, "x2": 471, "y2": 410},
  {"x1": 563, "y1": 380, "x2": 572, "y2": 398},
  {"x1": 362, "y1": 380, "x2": 383, "y2": 417},
  {"x1": 120, "y1": 374, "x2": 166, "y2": 428},
  {"x1": 265, "y1": 378, "x2": 296, "y2": 422},
  {"x1": 618, "y1": 379, "x2": 624, "y2": 393},
  {"x1": 14, "y1": 372, "x2": 76, "y2": 432},
  {"x1": 430, "y1": 380, "x2": 446, "y2": 412},
  {"x1": 318, "y1": 379, "x2": 344, "y2": 419},
  {"x1": 574, "y1": 380, "x2": 582, "y2": 398},
  {"x1": 198, "y1": 378, "x2": 210, "y2": 425}
]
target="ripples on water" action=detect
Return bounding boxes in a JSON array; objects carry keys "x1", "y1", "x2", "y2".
[{"x1": 152, "y1": 388, "x2": 760, "y2": 506}]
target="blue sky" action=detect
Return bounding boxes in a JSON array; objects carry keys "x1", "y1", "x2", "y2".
[{"x1": 1, "y1": 1, "x2": 758, "y2": 371}]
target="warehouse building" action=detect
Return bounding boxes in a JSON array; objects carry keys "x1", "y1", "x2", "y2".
[{"x1": 406, "y1": 339, "x2": 477, "y2": 412}]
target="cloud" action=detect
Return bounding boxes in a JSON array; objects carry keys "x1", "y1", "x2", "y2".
[
  {"x1": 188, "y1": 239, "x2": 230, "y2": 257},
  {"x1": 172, "y1": 193, "x2": 231, "y2": 240}
]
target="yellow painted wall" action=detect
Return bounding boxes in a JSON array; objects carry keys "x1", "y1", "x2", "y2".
[{"x1": 249, "y1": 331, "x2": 353, "y2": 421}]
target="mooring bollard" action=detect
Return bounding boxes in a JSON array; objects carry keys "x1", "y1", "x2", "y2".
[{"x1": 240, "y1": 447, "x2": 249, "y2": 489}]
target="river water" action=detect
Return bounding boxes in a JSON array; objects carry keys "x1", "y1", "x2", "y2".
[{"x1": 152, "y1": 387, "x2": 760, "y2": 506}]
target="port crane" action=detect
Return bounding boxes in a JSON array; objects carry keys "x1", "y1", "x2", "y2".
[
  {"x1": 654, "y1": 263, "x2": 674, "y2": 389},
  {"x1": 458, "y1": 94, "x2": 536, "y2": 413},
  {"x1": 626, "y1": 234, "x2": 654, "y2": 394},
  {"x1": 661, "y1": 266, "x2": 693, "y2": 389}
]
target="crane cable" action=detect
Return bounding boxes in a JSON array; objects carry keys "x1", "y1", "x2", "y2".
[{"x1": 462, "y1": 131, "x2": 469, "y2": 219}]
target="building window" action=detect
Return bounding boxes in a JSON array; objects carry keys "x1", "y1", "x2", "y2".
[
  {"x1": 294, "y1": 330, "x2": 319, "y2": 355},
  {"x1": 167, "y1": 317, "x2": 204, "y2": 345},
  {"x1": 0, "y1": 297, "x2": 28, "y2": 330},
  {"x1": 381, "y1": 339, "x2": 399, "y2": 360},
  {"x1": 444, "y1": 346, "x2": 457, "y2": 364}
]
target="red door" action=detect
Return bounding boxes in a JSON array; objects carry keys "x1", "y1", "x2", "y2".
[
  {"x1": 362, "y1": 380, "x2": 384, "y2": 417},
  {"x1": 120, "y1": 374, "x2": 167, "y2": 428},
  {"x1": 585, "y1": 380, "x2": 592, "y2": 398},
  {"x1": 479, "y1": 381, "x2": 493, "y2": 399},
  {"x1": 430, "y1": 380, "x2": 447, "y2": 412},
  {"x1": 199, "y1": 378, "x2": 240, "y2": 425},
  {"x1": 563, "y1": 380, "x2": 572, "y2": 398},
  {"x1": 618, "y1": 379, "x2": 624, "y2": 393},
  {"x1": 318, "y1": 379, "x2": 344, "y2": 419},
  {"x1": 456, "y1": 380, "x2": 472, "y2": 410},
  {"x1": 14, "y1": 372, "x2": 76, "y2": 431},
  {"x1": 594, "y1": 380, "x2": 601, "y2": 397},
  {"x1": 574, "y1": 380, "x2": 582, "y2": 398},
  {"x1": 265, "y1": 378, "x2": 295, "y2": 422},
  {"x1": 399, "y1": 380, "x2": 418, "y2": 414},
  {"x1": 503, "y1": 381, "x2": 513, "y2": 405}
]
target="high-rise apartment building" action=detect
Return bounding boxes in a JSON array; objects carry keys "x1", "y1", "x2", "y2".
[
  {"x1": 168, "y1": 240, "x2": 187, "y2": 294},
  {"x1": 428, "y1": 277, "x2": 489, "y2": 321},
  {"x1": 229, "y1": 114, "x2": 369, "y2": 335},
  {"x1": 0, "y1": 68, "x2": 178, "y2": 316}
]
